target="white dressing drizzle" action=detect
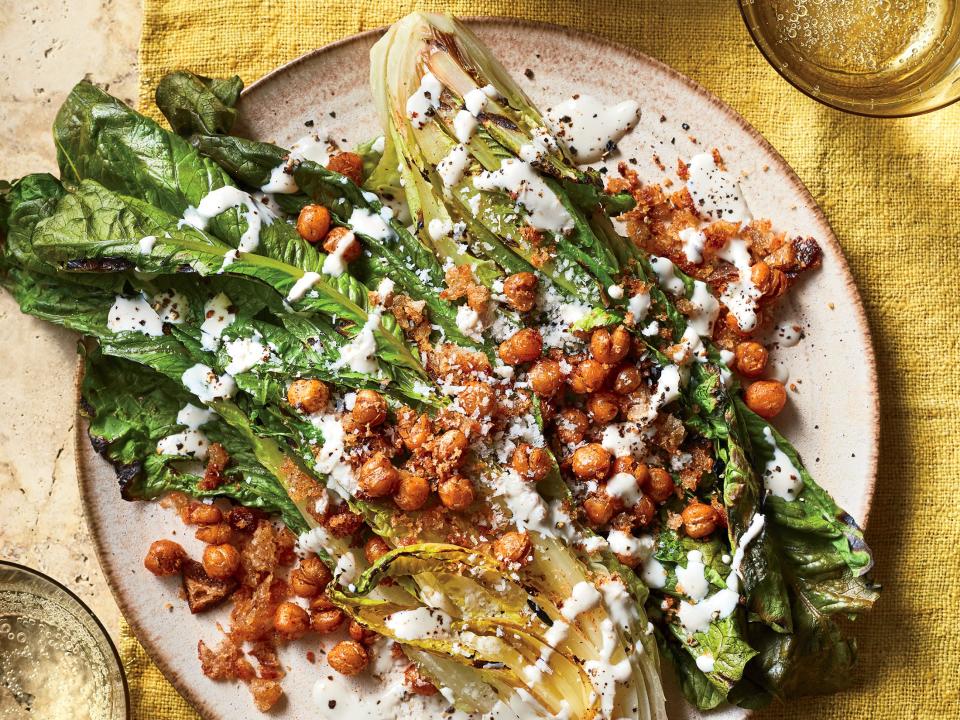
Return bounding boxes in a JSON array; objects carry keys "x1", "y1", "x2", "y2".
[
  {"x1": 321, "y1": 232, "x2": 356, "y2": 277},
  {"x1": 474, "y1": 159, "x2": 574, "y2": 234},
  {"x1": 648, "y1": 256, "x2": 685, "y2": 295},
  {"x1": 384, "y1": 607, "x2": 452, "y2": 640},
  {"x1": 437, "y1": 143, "x2": 471, "y2": 187},
  {"x1": 687, "y1": 280, "x2": 720, "y2": 338},
  {"x1": 310, "y1": 413, "x2": 355, "y2": 500},
  {"x1": 181, "y1": 186, "x2": 275, "y2": 253},
  {"x1": 333, "y1": 310, "x2": 381, "y2": 375},
  {"x1": 545, "y1": 94, "x2": 641, "y2": 164},
  {"x1": 406, "y1": 71, "x2": 444, "y2": 128},
  {"x1": 686, "y1": 152, "x2": 752, "y2": 224},
  {"x1": 181, "y1": 364, "x2": 236, "y2": 402},
  {"x1": 156, "y1": 402, "x2": 215, "y2": 461},
  {"x1": 152, "y1": 290, "x2": 188, "y2": 324},
  {"x1": 107, "y1": 295, "x2": 164, "y2": 337},
  {"x1": 287, "y1": 271, "x2": 321, "y2": 302},
  {"x1": 223, "y1": 332, "x2": 270, "y2": 375},
  {"x1": 199, "y1": 292, "x2": 236, "y2": 351},
  {"x1": 561, "y1": 581, "x2": 601, "y2": 622},
  {"x1": 626, "y1": 289, "x2": 651, "y2": 323},
  {"x1": 762, "y1": 428, "x2": 804, "y2": 500},
  {"x1": 677, "y1": 227, "x2": 705, "y2": 263}
]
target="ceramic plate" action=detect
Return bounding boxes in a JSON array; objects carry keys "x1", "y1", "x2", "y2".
[{"x1": 77, "y1": 17, "x2": 878, "y2": 720}]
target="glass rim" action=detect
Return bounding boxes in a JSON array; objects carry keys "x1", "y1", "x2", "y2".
[
  {"x1": 737, "y1": 0, "x2": 960, "y2": 119},
  {"x1": 0, "y1": 559, "x2": 131, "y2": 719}
]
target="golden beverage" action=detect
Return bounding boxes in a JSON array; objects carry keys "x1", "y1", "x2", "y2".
[
  {"x1": 740, "y1": 0, "x2": 960, "y2": 115},
  {"x1": 0, "y1": 563, "x2": 127, "y2": 720}
]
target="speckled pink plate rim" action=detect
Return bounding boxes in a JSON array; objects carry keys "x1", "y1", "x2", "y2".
[{"x1": 76, "y1": 17, "x2": 879, "y2": 720}]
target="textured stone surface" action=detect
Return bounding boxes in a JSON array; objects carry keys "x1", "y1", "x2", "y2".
[{"x1": 0, "y1": 0, "x2": 141, "y2": 638}]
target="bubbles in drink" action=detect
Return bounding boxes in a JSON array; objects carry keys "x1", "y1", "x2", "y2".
[{"x1": 0, "y1": 571, "x2": 125, "y2": 720}]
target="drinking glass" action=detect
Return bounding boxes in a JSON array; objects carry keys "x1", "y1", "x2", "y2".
[{"x1": 739, "y1": 0, "x2": 960, "y2": 116}]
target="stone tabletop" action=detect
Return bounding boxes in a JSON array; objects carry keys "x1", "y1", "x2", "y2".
[{"x1": 0, "y1": 0, "x2": 142, "y2": 639}]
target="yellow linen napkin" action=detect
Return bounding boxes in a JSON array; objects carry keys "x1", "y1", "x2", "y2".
[{"x1": 133, "y1": 1, "x2": 960, "y2": 718}]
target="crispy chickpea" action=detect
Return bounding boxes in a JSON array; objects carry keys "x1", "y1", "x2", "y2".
[
  {"x1": 647, "y1": 467, "x2": 676, "y2": 503},
  {"x1": 364, "y1": 536, "x2": 391, "y2": 565},
  {"x1": 358, "y1": 453, "x2": 400, "y2": 498},
  {"x1": 529, "y1": 359, "x2": 563, "y2": 397},
  {"x1": 143, "y1": 539, "x2": 186, "y2": 576},
  {"x1": 202, "y1": 543, "x2": 241, "y2": 579},
  {"x1": 274, "y1": 601, "x2": 310, "y2": 640},
  {"x1": 590, "y1": 326, "x2": 631, "y2": 364},
  {"x1": 328, "y1": 640, "x2": 369, "y2": 676},
  {"x1": 612, "y1": 457, "x2": 651, "y2": 488},
  {"x1": 287, "y1": 378, "x2": 330, "y2": 414},
  {"x1": 633, "y1": 495, "x2": 656, "y2": 526},
  {"x1": 569, "y1": 359, "x2": 608, "y2": 394},
  {"x1": 436, "y1": 429, "x2": 469, "y2": 466},
  {"x1": 438, "y1": 475, "x2": 475, "y2": 511},
  {"x1": 310, "y1": 596, "x2": 346, "y2": 634},
  {"x1": 735, "y1": 341, "x2": 769, "y2": 379},
  {"x1": 498, "y1": 328, "x2": 543, "y2": 365},
  {"x1": 400, "y1": 412, "x2": 433, "y2": 451},
  {"x1": 404, "y1": 664, "x2": 439, "y2": 696},
  {"x1": 195, "y1": 522, "x2": 233, "y2": 545},
  {"x1": 681, "y1": 502, "x2": 720, "y2": 539},
  {"x1": 744, "y1": 380, "x2": 787, "y2": 419},
  {"x1": 327, "y1": 151, "x2": 364, "y2": 185},
  {"x1": 583, "y1": 493, "x2": 618, "y2": 527},
  {"x1": 352, "y1": 389, "x2": 388, "y2": 427},
  {"x1": 460, "y1": 382, "x2": 495, "y2": 417},
  {"x1": 184, "y1": 502, "x2": 222, "y2": 526},
  {"x1": 587, "y1": 392, "x2": 620, "y2": 424},
  {"x1": 750, "y1": 261, "x2": 772, "y2": 293},
  {"x1": 348, "y1": 619, "x2": 378, "y2": 645},
  {"x1": 571, "y1": 443, "x2": 612, "y2": 480},
  {"x1": 322, "y1": 226, "x2": 362, "y2": 262},
  {"x1": 502, "y1": 272, "x2": 538, "y2": 312},
  {"x1": 394, "y1": 470, "x2": 430, "y2": 511},
  {"x1": 296, "y1": 204, "x2": 331, "y2": 244},
  {"x1": 555, "y1": 408, "x2": 589, "y2": 445},
  {"x1": 611, "y1": 364, "x2": 643, "y2": 395},
  {"x1": 290, "y1": 555, "x2": 331, "y2": 597},
  {"x1": 511, "y1": 443, "x2": 551, "y2": 482},
  {"x1": 290, "y1": 569, "x2": 320, "y2": 598},
  {"x1": 494, "y1": 531, "x2": 533, "y2": 566}
]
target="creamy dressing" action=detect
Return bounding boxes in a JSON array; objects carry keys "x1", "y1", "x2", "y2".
[
  {"x1": 107, "y1": 295, "x2": 164, "y2": 337},
  {"x1": 648, "y1": 256, "x2": 685, "y2": 295},
  {"x1": 333, "y1": 310, "x2": 382, "y2": 375},
  {"x1": 761, "y1": 427, "x2": 804, "y2": 500},
  {"x1": 560, "y1": 581, "x2": 601, "y2": 622},
  {"x1": 454, "y1": 110, "x2": 479, "y2": 143},
  {"x1": 287, "y1": 271, "x2": 322, "y2": 302},
  {"x1": 177, "y1": 403, "x2": 213, "y2": 429},
  {"x1": 677, "y1": 227, "x2": 706, "y2": 264},
  {"x1": 223, "y1": 333, "x2": 270, "y2": 375},
  {"x1": 605, "y1": 473, "x2": 642, "y2": 507},
  {"x1": 437, "y1": 143, "x2": 471, "y2": 187},
  {"x1": 686, "y1": 281, "x2": 720, "y2": 339},
  {"x1": 648, "y1": 364, "x2": 682, "y2": 417},
  {"x1": 606, "y1": 529, "x2": 647, "y2": 562},
  {"x1": 695, "y1": 653, "x2": 715, "y2": 673},
  {"x1": 717, "y1": 237, "x2": 762, "y2": 332},
  {"x1": 152, "y1": 290, "x2": 189, "y2": 324},
  {"x1": 138, "y1": 235, "x2": 157, "y2": 254},
  {"x1": 181, "y1": 364, "x2": 236, "y2": 401},
  {"x1": 349, "y1": 206, "x2": 394, "y2": 240},
  {"x1": 384, "y1": 607, "x2": 452, "y2": 640},
  {"x1": 545, "y1": 94, "x2": 641, "y2": 164},
  {"x1": 406, "y1": 71, "x2": 444, "y2": 128},
  {"x1": 686, "y1": 152, "x2": 752, "y2": 225},
  {"x1": 181, "y1": 185, "x2": 275, "y2": 253},
  {"x1": 641, "y1": 556, "x2": 667, "y2": 589},
  {"x1": 677, "y1": 587, "x2": 740, "y2": 635},
  {"x1": 262, "y1": 132, "x2": 336, "y2": 193},
  {"x1": 474, "y1": 159, "x2": 574, "y2": 234},
  {"x1": 675, "y1": 551, "x2": 710, "y2": 602},
  {"x1": 626, "y1": 290, "x2": 650, "y2": 323},
  {"x1": 310, "y1": 413, "x2": 355, "y2": 500},
  {"x1": 728, "y1": 512, "x2": 766, "y2": 592},
  {"x1": 770, "y1": 321, "x2": 803, "y2": 347},
  {"x1": 600, "y1": 422, "x2": 647, "y2": 458},
  {"x1": 199, "y1": 292, "x2": 236, "y2": 351},
  {"x1": 606, "y1": 284, "x2": 624, "y2": 300},
  {"x1": 321, "y1": 232, "x2": 356, "y2": 276}
]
